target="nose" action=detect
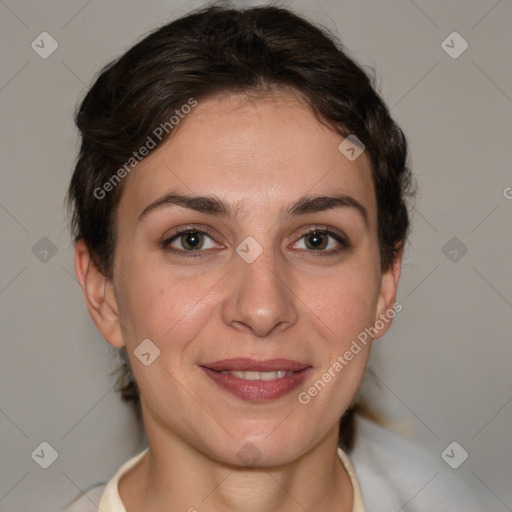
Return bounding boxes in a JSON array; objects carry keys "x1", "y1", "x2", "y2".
[{"x1": 221, "y1": 246, "x2": 298, "y2": 338}]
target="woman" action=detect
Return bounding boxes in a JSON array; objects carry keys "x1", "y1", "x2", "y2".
[{"x1": 64, "y1": 4, "x2": 481, "y2": 511}]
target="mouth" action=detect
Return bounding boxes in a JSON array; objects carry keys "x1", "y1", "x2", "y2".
[{"x1": 200, "y1": 358, "x2": 312, "y2": 402}]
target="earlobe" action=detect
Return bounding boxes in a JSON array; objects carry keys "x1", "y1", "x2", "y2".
[
  {"x1": 373, "y1": 246, "x2": 403, "y2": 340},
  {"x1": 74, "y1": 239, "x2": 125, "y2": 348}
]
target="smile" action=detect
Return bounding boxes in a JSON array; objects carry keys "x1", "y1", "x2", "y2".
[{"x1": 200, "y1": 358, "x2": 312, "y2": 402}]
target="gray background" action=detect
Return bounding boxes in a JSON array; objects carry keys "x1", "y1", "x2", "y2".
[{"x1": 1, "y1": 0, "x2": 511, "y2": 510}]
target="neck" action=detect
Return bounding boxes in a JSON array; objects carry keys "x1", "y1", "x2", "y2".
[{"x1": 119, "y1": 406, "x2": 354, "y2": 512}]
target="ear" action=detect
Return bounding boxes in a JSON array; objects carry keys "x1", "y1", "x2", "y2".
[
  {"x1": 74, "y1": 239, "x2": 125, "y2": 348},
  {"x1": 372, "y1": 245, "x2": 403, "y2": 340}
]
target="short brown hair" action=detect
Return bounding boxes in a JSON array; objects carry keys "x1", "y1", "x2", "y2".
[{"x1": 67, "y1": 3, "x2": 414, "y2": 451}]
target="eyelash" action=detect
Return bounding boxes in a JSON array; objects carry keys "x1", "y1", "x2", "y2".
[{"x1": 160, "y1": 225, "x2": 351, "y2": 259}]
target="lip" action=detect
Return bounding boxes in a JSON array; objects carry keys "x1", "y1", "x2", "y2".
[{"x1": 200, "y1": 358, "x2": 312, "y2": 402}]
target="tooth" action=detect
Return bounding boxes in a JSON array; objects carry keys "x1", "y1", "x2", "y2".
[
  {"x1": 226, "y1": 370, "x2": 293, "y2": 380},
  {"x1": 243, "y1": 371, "x2": 260, "y2": 381}
]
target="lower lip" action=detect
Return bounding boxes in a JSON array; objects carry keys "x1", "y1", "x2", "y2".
[{"x1": 201, "y1": 367, "x2": 311, "y2": 402}]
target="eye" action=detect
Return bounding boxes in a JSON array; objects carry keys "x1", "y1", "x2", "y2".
[
  {"x1": 161, "y1": 228, "x2": 218, "y2": 258},
  {"x1": 292, "y1": 226, "x2": 350, "y2": 256},
  {"x1": 161, "y1": 225, "x2": 350, "y2": 259}
]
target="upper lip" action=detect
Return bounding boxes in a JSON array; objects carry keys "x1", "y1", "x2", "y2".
[{"x1": 201, "y1": 358, "x2": 310, "y2": 372}]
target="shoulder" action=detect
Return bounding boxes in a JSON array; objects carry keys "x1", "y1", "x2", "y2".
[
  {"x1": 60, "y1": 484, "x2": 106, "y2": 512},
  {"x1": 60, "y1": 447, "x2": 149, "y2": 512},
  {"x1": 349, "y1": 415, "x2": 483, "y2": 511}
]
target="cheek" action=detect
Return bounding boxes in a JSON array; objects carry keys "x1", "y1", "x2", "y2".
[
  {"x1": 309, "y1": 257, "x2": 381, "y2": 348},
  {"x1": 115, "y1": 257, "x2": 217, "y2": 350},
  {"x1": 297, "y1": 262, "x2": 379, "y2": 420}
]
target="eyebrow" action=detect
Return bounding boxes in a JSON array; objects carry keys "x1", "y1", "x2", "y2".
[{"x1": 138, "y1": 190, "x2": 368, "y2": 227}]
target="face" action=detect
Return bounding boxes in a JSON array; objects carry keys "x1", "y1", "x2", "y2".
[{"x1": 83, "y1": 90, "x2": 400, "y2": 467}]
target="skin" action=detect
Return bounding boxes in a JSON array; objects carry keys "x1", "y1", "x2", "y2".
[{"x1": 75, "y1": 90, "x2": 402, "y2": 512}]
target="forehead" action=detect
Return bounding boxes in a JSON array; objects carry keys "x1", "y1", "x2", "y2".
[{"x1": 117, "y1": 91, "x2": 376, "y2": 226}]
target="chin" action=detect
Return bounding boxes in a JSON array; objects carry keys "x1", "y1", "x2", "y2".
[{"x1": 205, "y1": 427, "x2": 311, "y2": 469}]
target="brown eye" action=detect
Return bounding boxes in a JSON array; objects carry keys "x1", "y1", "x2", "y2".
[
  {"x1": 304, "y1": 231, "x2": 329, "y2": 250},
  {"x1": 161, "y1": 228, "x2": 217, "y2": 257},
  {"x1": 178, "y1": 231, "x2": 205, "y2": 250},
  {"x1": 293, "y1": 228, "x2": 350, "y2": 256}
]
